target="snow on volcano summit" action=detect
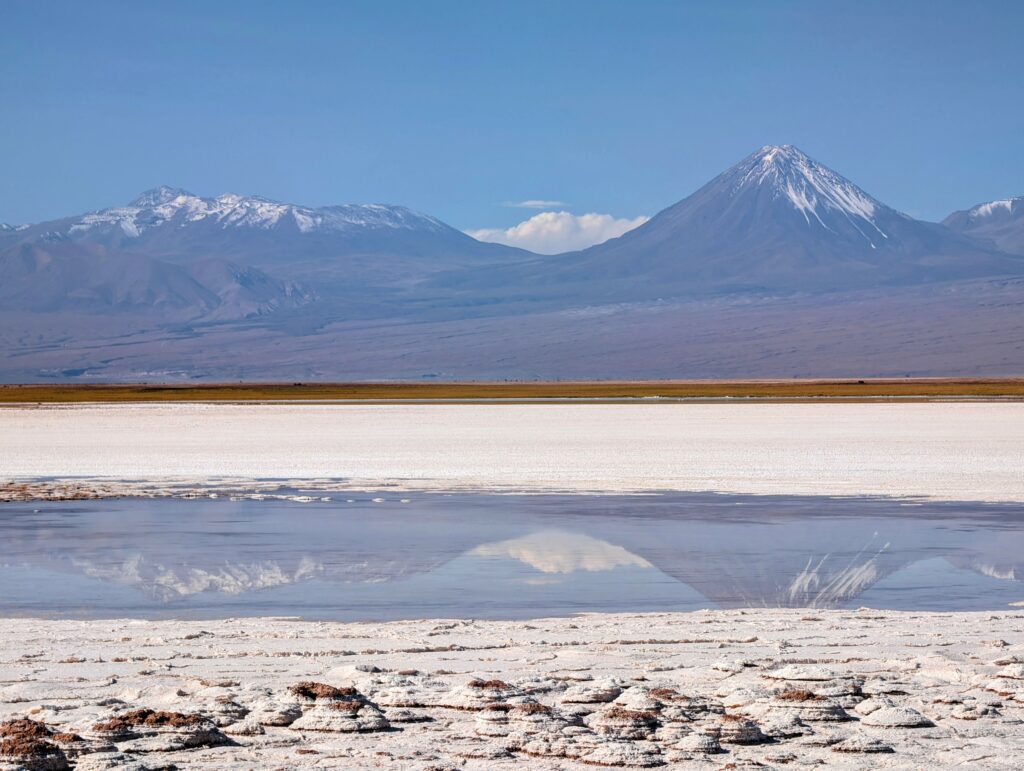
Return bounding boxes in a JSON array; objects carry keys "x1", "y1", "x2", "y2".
[{"x1": 733, "y1": 144, "x2": 893, "y2": 246}]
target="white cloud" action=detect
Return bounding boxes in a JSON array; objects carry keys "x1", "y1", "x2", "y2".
[
  {"x1": 468, "y1": 210, "x2": 649, "y2": 254},
  {"x1": 506, "y1": 199, "x2": 568, "y2": 209},
  {"x1": 469, "y1": 530, "x2": 651, "y2": 574}
]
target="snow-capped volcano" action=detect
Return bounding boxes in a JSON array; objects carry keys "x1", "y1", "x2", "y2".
[
  {"x1": 451, "y1": 144, "x2": 1021, "y2": 298},
  {"x1": 730, "y1": 144, "x2": 893, "y2": 248},
  {"x1": 944, "y1": 195, "x2": 1024, "y2": 255},
  {"x1": 69, "y1": 186, "x2": 450, "y2": 239}
]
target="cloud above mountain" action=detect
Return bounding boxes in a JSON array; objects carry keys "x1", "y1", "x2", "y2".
[
  {"x1": 506, "y1": 199, "x2": 568, "y2": 209},
  {"x1": 468, "y1": 211, "x2": 649, "y2": 254}
]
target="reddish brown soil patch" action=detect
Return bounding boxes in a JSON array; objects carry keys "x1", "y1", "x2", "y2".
[
  {"x1": 647, "y1": 687, "x2": 690, "y2": 703},
  {"x1": 603, "y1": 708, "x2": 659, "y2": 723},
  {"x1": 0, "y1": 719, "x2": 67, "y2": 767},
  {"x1": 776, "y1": 688, "x2": 824, "y2": 702},
  {"x1": 0, "y1": 719, "x2": 53, "y2": 739},
  {"x1": 327, "y1": 701, "x2": 364, "y2": 713},
  {"x1": 0, "y1": 736, "x2": 64, "y2": 760},
  {"x1": 513, "y1": 703, "x2": 552, "y2": 715},
  {"x1": 482, "y1": 703, "x2": 514, "y2": 713},
  {"x1": 467, "y1": 679, "x2": 511, "y2": 689},
  {"x1": 93, "y1": 709, "x2": 206, "y2": 732},
  {"x1": 289, "y1": 681, "x2": 358, "y2": 700}
]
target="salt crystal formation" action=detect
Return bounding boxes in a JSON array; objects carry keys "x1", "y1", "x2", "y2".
[
  {"x1": 2, "y1": 611, "x2": 1022, "y2": 768},
  {"x1": 88, "y1": 709, "x2": 231, "y2": 753},
  {"x1": 859, "y1": 705, "x2": 933, "y2": 728},
  {"x1": 286, "y1": 682, "x2": 390, "y2": 733}
]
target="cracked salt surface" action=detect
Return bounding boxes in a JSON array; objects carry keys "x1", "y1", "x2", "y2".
[{"x1": 2, "y1": 611, "x2": 1023, "y2": 769}]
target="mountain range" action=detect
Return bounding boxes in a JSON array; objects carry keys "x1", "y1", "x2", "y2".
[
  {"x1": 2, "y1": 145, "x2": 1022, "y2": 380},
  {"x1": 0, "y1": 185, "x2": 529, "y2": 320},
  {"x1": 437, "y1": 145, "x2": 1022, "y2": 302}
]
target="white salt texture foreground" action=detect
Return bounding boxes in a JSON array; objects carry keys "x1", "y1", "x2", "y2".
[
  {"x1": 2, "y1": 402, "x2": 1024, "y2": 501},
  {"x1": 1, "y1": 610, "x2": 1023, "y2": 769}
]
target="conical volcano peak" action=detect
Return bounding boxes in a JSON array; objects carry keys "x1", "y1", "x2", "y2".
[
  {"x1": 753, "y1": 144, "x2": 809, "y2": 165},
  {"x1": 730, "y1": 144, "x2": 889, "y2": 239},
  {"x1": 741, "y1": 144, "x2": 840, "y2": 186}
]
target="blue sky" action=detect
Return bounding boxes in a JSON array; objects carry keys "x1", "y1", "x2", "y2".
[{"x1": 2, "y1": 0, "x2": 1022, "y2": 247}]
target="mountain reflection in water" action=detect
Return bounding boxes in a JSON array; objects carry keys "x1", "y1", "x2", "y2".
[{"x1": 1, "y1": 492, "x2": 1022, "y2": 620}]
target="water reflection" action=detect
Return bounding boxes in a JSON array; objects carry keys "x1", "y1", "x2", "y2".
[
  {"x1": 469, "y1": 531, "x2": 651, "y2": 574},
  {"x1": 1, "y1": 492, "x2": 1022, "y2": 619},
  {"x1": 70, "y1": 554, "x2": 324, "y2": 600}
]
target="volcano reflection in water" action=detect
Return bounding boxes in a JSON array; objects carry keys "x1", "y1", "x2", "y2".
[{"x1": 1, "y1": 492, "x2": 1022, "y2": 620}]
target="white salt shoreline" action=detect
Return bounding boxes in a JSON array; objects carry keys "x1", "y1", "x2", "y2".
[
  {"x1": 2, "y1": 401, "x2": 1024, "y2": 502},
  {"x1": 2, "y1": 610, "x2": 1022, "y2": 769}
]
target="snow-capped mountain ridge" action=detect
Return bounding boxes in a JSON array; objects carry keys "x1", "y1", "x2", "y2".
[
  {"x1": 967, "y1": 196, "x2": 1022, "y2": 220},
  {"x1": 130, "y1": 185, "x2": 192, "y2": 207},
  {"x1": 0, "y1": 184, "x2": 534, "y2": 324},
  {"x1": 734, "y1": 145, "x2": 895, "y2": 247},
  {"x1": 944, "y1": 195, "x2": 1024, "y2": 255},
  {"x1": 68, "y1": 187, "x2": 450, "y2": 239}
]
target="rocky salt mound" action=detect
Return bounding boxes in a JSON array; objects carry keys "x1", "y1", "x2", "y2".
[{"x1": 0, "y1": 610, "x2": 1022, "y2": 768}]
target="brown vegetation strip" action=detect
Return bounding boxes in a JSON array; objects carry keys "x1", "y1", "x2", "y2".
[{"x1": 3, "y1": 378, "x2": 1024, "y2": 403}]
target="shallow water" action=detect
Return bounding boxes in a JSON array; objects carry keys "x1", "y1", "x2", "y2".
[{"x1": 1, "y1": 491, "x2": 1023, "y2": 620}]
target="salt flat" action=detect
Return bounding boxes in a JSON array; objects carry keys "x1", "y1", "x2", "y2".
[
  {"x1": 2, "y1": 610, "x2": 1022, "y2": 769},
  {"x1": 2, "y1": 401, "x2": 1023, "y2": 501},
  {"x1": 2, "y1": 403, "x2": 1024, "y2": 768}
]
